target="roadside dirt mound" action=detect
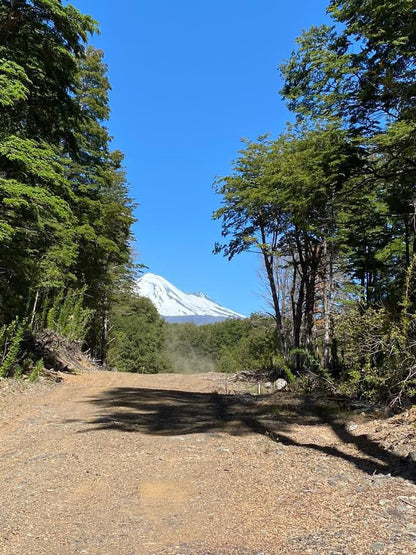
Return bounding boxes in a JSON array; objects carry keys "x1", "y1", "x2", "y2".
[{"x1": 1, "y1": 371, "x2": 415, "y2": 554}]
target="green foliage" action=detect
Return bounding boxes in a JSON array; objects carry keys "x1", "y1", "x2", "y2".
[
  {"x1": 271, "y1": 353, "x2": 295, "y2": 384},
  {"x1": 0, "y1": 2, "x2": 134, "y2": 363},
  {"x1": 28, "y1": 358, "x2": 43, "y2": 383},
  {"x1": 70, "y1": 46, "x2": 135, "y2": 361},
  {"x1": 13, "y1": 365, "x2": 24, "y2": 379},
  {"x1": 0, "y1": 318, "x2": 27, "y2": 378},
  {"x1": 215, "y1": 347, "x2": 236, "y2": 374},
  {"x1": 288, "y1": 348, "x2": 322, "y2": 376},
  {"x1": 279, "y1": 0, "x2": 416, "y2": 308},
  {"x1": 164, "y1": 315, "x2": 278, "y2": 374},
  {"x1": 107, "y1": 295, "x2": 170, "y2": 374},
  {"x1": 164, "y1": 322, "x2": 216, "y2": 373},
  {"x1": 218, "y1": 323, "x2": 275, "y2": 373},
  {"x1": 0, "y1": 0, "x2": 97, "y2": 142},
  {"x1": 281, "y1": 0, "x2": 416, "y2": 131},
  {"x1": 213, "y1": 126, "x2": 357, "y2": 366},
  {"x1": 213, "y1": 0, "x2": 416, "y2": 405},
  {"x1": 335, "y1": 300, "x2": 416, "y2": 405},
  {"x1": 0, "y1": 59, "x2": 30, "y2": 107},
  {"x1": 44, "y1": 288, "x2": 92, "y2": 342}
]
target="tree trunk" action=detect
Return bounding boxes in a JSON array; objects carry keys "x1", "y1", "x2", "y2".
[
  {"x1": 30, "y1": 290, "x2": 39, "y2": 329},
  {"x1": 260, "y1": 224, "x2": 284, "y2": 352},
  {"x1": 322, "y1": 238, "x2": 333, "y2": 370},
  {"x1": 263, "y1": 250, "x2": 284, "y2": 352},
  {"x1": 290, "y1": 261, "x2": 305, "y2": 373}
]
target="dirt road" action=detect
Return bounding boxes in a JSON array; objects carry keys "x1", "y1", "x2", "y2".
[{"x1": 1, "y1": 371, "x2": 416, "y2": 554}]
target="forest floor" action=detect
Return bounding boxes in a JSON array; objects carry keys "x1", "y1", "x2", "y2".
[{"x1": 1, "y1": 369, "x2": 416, "y2": 555}]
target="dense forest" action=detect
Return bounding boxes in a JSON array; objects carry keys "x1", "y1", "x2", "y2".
[
  {"x1": 1, "y1": 0, "x2": 415, "y2": 407},
  {"x1": 0, "y1": 0, "x2": 135, "y2": 376}
]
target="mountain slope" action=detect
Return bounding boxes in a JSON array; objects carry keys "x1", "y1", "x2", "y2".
[{"x1": 136, "y1": 273, "x2": 245, "y2": 324}]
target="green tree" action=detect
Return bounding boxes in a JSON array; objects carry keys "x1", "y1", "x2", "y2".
[
  {"x1": 107, "y1": 295, "x2": 169, "y2": 374},
  {"x1": 277, "y1": 0, "x2": 416, "y2": 401},
  {"x1": 70, "y1": 46, "x2": 135, "y2": 360},
  {"x1": 0, "y1": 0, "x2": 96, "y2": 144},
  {"x1": 281, "y1": 0, "x2": 416, "y2": 133},
  {"x1": 213, "y1": 135, "x2": 287, "y2": 351},
  {"x1": 0, "y1": 2, "x2": 135, "y2": 366},
  {"x1": 0, "y1": 0, "x2": 96, "y2": 323},
  {"x1": 215, "y1": 314, "x2": 276, "y2": 373},
  {"x1": 214, "y1": 126, "x2": 357, "y2": 370},
  {"x1": 164, "y1": 315, "x2": 275, "y2": 375},
  {"x1": 280, "y1": 0, "x2": 416, "y2": 307}
]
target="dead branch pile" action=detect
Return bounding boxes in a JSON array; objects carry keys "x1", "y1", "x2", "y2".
[{"x1": 33, "y1": 330, "x2": 100, "y2": 374}]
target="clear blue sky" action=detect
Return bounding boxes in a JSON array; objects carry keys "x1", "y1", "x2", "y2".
[{"x1": 69, "y1": 0, "x2": 330, "y2": 316}]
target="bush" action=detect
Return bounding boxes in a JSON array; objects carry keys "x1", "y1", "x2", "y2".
[
  {"x1": 335, "y1": 303, "x2": 416, "y2": 405},
  {"x1": 0, "y1": 318, "x2": 27, "y2": 378},
  {"x1": 107, "y1": 295, "x2": 170, "y2": 373},
  {"x1": 44, "y1": 287, "x2": 92, "y2": 342}
]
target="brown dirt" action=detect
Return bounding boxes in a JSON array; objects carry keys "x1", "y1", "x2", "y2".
[{"x1": 1, "y1": 370, "x2": 416, "y2": 555}]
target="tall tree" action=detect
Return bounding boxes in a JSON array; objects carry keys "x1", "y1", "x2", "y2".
[
  {"x1": 280, "y1": 0, "x2": 416, "y2": 311},
  {"x1": 71, "y1": 46, "x2": 135, "y2": 359},
  {"x1": 213, "y1": 136, "x2": 286, "y2": 352},
  {"x1": 0, "y1": 0, "x2": 96, "y2": 322},
  {"x1": 281, "y1": 0, "x2": 416, "y2": 133},
  {"x1": 0, "y1": 2, "x2": 135, "y2": 364},
  {"x1": 0, "y1": 0, "x2": 97, "y2": 145},
  {"x1": 214, "y1": 126, "x2": 357, "y2": 369}
]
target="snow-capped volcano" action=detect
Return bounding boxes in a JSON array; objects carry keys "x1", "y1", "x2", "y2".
[{"x1": 136, "y1": 273, "x2": 245, "y2": 324}]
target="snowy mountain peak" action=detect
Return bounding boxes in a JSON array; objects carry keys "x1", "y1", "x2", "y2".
[
  {"x1": 136, "y1": 273, "x2": 245, "y2": 324},
  {"x1": 189, "y1": 291, "x2": 214, "y2": 301}
]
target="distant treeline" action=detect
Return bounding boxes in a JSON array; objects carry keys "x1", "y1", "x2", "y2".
[
  {"x1": 164, "y1": 315, "x2": 279, "y2": 375},
  {"x1": 106, "y1": 303, "x2": 282, "y2": 377}
]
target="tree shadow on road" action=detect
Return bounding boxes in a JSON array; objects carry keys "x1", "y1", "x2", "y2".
[{"x1": 81, "y1": 386, "x2": 416, "y2": 484}]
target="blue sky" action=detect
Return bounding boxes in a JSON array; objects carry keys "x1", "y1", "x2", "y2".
[{"x1": 69, "y1": 0, "x2": 330, "y2": 316}]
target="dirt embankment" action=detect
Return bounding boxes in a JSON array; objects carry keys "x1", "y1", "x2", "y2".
[{"x1": 1, "y1": 369, "x2": 416, "y2": 554}]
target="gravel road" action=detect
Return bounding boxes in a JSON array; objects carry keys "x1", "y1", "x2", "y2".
[{"x1": 1, "y1": 371, "x2": 416, "y2": 554}]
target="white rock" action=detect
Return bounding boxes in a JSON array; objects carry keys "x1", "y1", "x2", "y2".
[{"x1": 274, "y1": 378, "x2": 288, "y2": 391}]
